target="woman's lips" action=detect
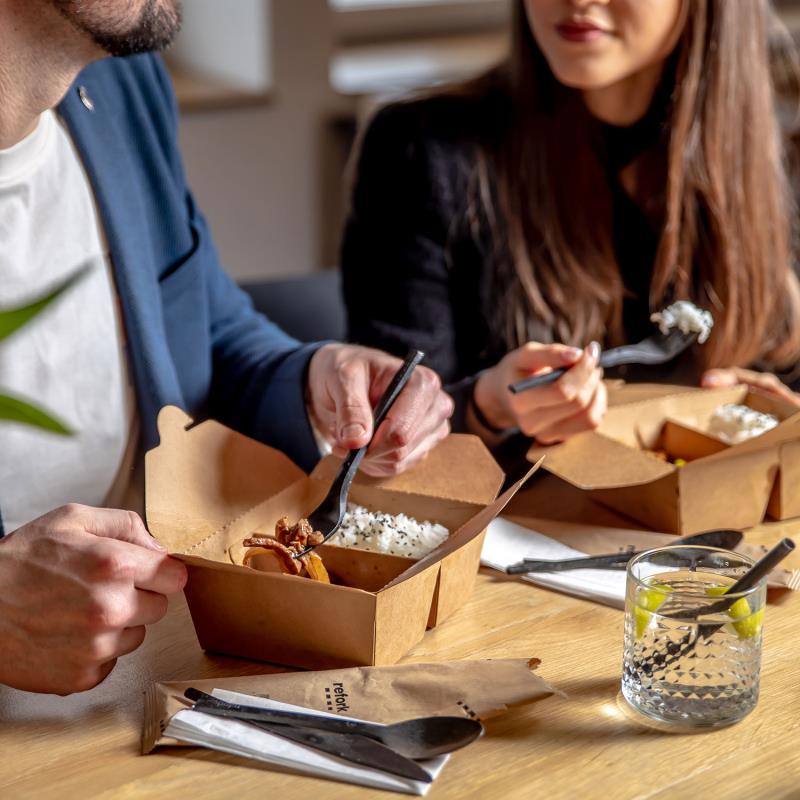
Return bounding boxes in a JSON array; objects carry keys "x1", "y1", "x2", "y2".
[{"x1": 555, "y1": 20, "x2": 610, "y2": 43}]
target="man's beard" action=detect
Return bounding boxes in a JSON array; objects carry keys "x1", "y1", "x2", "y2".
[{"x1": 52, "y1": 0, "x2": 182, "y2": 58}]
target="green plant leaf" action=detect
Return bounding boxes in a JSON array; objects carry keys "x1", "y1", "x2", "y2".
[
  {"x1": 0, "y1": 393, "x2": 73, "y2": 435},
  {"x1": 0, "y1": 264, "x2": 92, "y2": 343}
]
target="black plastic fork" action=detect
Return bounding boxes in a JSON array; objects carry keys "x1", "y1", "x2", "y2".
[
  {"x1": 293, "y1": 348, "x2": 425, "y2": 558},
  {"x1": 508, "y1": 330, "x2": 697, "y2": 394}
]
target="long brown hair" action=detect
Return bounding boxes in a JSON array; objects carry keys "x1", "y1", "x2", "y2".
[{"x1": 466, "y1": 0, "x2": 800, "y2": 369}]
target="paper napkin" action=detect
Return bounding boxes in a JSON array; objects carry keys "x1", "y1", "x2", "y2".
[
  {"x1": 482, "y1": 518, "x2": 627, "y2": 608},
  {"x1": 164, "y1": 689, "x2": 446, "y2": 795}
]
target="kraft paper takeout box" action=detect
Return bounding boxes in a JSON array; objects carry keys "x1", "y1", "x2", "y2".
[
  {"x1": 146, "y1": 406, "x2": 536, "y2": 669},
  {"x1": 528, "y1": 385, "x2": 800, "y2": 534}
]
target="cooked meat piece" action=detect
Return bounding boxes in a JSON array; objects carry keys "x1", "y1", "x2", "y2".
[
  {"x1": 242, "y1": 539, "x2": 302, "y2": 575},
  {"x1": 274, "y1": 517, "x2": 292, "y2": 544},
  {"x1": 242, "y1": 535, "x2": 275, "y2": 548},
  {"x1": 272, "y1": 516, "x2": 323, "y2": 550},
  {"x1": 242, "y1": 517, "x2": 328, "y2": 581},
  {"x1": 293, "y1": 518, "x2": 314, "y2": 547}
]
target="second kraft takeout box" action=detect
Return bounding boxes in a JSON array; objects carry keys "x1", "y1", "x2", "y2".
[
  {"x1": 528, "y1": 385, "x2": 800, "y2": 534},
  {"x1": 146, "y1": 406, "x2": 536, "y2": 669}
]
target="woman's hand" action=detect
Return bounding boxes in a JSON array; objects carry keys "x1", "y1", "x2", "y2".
[
  {"x1": 472, "y1": 341, "x2": 607, "y2": 444},
  {"x1": 701, "y1": 368, "x2": 800, "y2": 408}
]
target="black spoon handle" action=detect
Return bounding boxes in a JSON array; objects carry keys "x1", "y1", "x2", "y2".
[
  {"x1": 506, "y1": 530, "x2": 743, "y2": 575},
  {"x1": 641, "y1": 538, "x2": 794, "y2": 676},
  {"x1": 662, "y1": 538, "x2": 795, "y2": 620},
  {"x1": 718, "y1": 538, "x2": 795, "y2": 595}
]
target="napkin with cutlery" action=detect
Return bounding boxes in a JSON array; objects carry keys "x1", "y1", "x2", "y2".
[
  {"x1": 145, "y1": 658, "x2": 555, "y2": 794},
  {"x1": 481, "y1": 518, "x2": 629, "y2": 608},
  {"x1": 482, "y1": 517, "x2": 800, "y2": 604},
  {"x1": 166, "y1": 689, "x2": 446, "y2": 795}
]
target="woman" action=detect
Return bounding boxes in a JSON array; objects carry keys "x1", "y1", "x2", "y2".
[{"x1": 341, "y1": 0, "x2": 800, "y2": 446}]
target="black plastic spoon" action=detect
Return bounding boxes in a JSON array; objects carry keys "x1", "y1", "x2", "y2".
[
  {"x1": 506, "y1": 529, "x2": 743, "y2": 574},
  {"x1": 184, "y1": 688, "x2": 483, "y2": 760}
]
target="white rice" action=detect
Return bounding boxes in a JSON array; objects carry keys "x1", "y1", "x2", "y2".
[
  {"x1": 708, "y1": 404, "x2": 779, "y2": 445},
  {"x1": 650, "y1": 301, "x2": 714, "y2": 343},
  {"x1": 329, "y1": 504, "x2": 449, "y2": 559}
]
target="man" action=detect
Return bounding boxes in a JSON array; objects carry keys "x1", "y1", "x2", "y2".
[{"x1": 0, "y1": 0, "x2": 453, "y2": 695}]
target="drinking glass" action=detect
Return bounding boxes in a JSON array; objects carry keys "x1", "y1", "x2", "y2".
[{"x1": 622, "y1": 545, "x2": 766, "y2": 728}]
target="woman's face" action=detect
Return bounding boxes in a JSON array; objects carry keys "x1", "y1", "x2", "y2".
[{"x1": 524, "y1": 0, "x2": 686, "y2": 91}]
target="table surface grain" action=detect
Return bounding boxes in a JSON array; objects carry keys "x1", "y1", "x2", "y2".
[{"x1": 2, "y1": 486, "x2": 799, "y2": 800}]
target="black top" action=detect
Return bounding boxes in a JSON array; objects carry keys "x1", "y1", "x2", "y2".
[
  {"x1": 342, "y1": 94, "x2": 505, "y2": 409},
  {"x1": 339, "y1": 91, "x2": 788, "y2": 431}
]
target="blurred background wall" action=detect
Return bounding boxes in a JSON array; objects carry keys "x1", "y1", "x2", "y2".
[
  {"x1": 166, "y1": 0, "x2": 800, "y2": 283},
  {"x1": 167, "y1": 0, "x2": 509, "y2": 280}
]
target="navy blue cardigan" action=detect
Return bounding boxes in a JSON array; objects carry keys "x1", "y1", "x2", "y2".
[{"x1": 0, "y1": 54, "x2": 321, "y2": 534}]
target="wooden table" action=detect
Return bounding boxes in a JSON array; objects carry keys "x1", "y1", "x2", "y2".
[{"x1": 2, "y1": 486, "x2": 799, "y2": 800}]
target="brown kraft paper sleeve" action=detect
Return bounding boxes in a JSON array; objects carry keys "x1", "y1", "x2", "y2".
[{"x1": 142, "y1": 657, "x2": 557, "y2": 754}]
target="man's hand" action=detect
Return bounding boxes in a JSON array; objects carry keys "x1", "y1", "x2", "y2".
[
  {"x1": 307, "y1": 344, "x2": 453, "y2": 476},
  {"x1": 472, "y1": 342, "x2": 607, "y2": 444},
  {"x1": 702, "y1": 368, "x2": 800, "y2": 408},
  {"x1": 0, "y1": 505, "x2": 187, "y2": 695}
]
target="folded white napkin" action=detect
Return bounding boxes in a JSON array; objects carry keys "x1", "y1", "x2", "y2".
[
  {"x1": 481, "y1": 518, "x2": 627, "y2": 608},
  {"x1": 164, "y1": 689, "x2": 447, "y2": 795}
]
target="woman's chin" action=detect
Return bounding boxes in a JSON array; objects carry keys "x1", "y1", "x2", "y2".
[{"x1": 548, "y1": 63, "x2": 624, "y2": 92}]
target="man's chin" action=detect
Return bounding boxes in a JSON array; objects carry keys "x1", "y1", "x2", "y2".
[{"x1": 53, "y1": 0, "x2": 182, "y2": 58}]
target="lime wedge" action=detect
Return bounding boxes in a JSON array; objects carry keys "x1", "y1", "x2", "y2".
[
  {"x1": 634, "y1": 583, "x2": 672, "y2": 638},
  {"x1": 706, "y1": 586, "x2": 764, "y2": 639}
]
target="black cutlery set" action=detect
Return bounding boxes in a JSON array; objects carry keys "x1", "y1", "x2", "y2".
[{"x1": 184, "y1": 687, "x2": 483, "y2": 783}]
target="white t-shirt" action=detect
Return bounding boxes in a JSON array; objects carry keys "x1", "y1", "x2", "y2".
[{"x1": 0, "y1": 110, "x2": 134, "y2": 532}]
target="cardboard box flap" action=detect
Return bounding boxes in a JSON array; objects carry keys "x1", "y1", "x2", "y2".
[
  {"x1": 529, "y1": 432, "x2": 673, "y2": 490},
  {"x1": 601, "y1": 385, "x2": 798, "y2": 452},
  {"x1": 383, "y1": 458, "x2": 544, "y2": 589},
  {"x1": 524, "y1": 385, "x2": 800, "y2": 534},
  {"x1": 310, "y1": 433, "x2": 505, "y2": 506},
  {"x1": 746, "y1": 390, "x2": 800, "y2": 420},
  {"x1": 699, "y1": 407, "x2": 800, "y2": 464},
  {"x1": 659, "y1": 419, "x2": 729, "y2": 461},
  {"x1": 606, "y1": 382, "x2": 699, "y2": 407},
  {"x1": 146, "y1": 406, "x2": 306, "y2": 551},
  {"x1": 527, "y1": 386, "x2": 800, "y2": 492},
  {"x1": 599, "y1": 385, "x2": 747, "y2": 447}
]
